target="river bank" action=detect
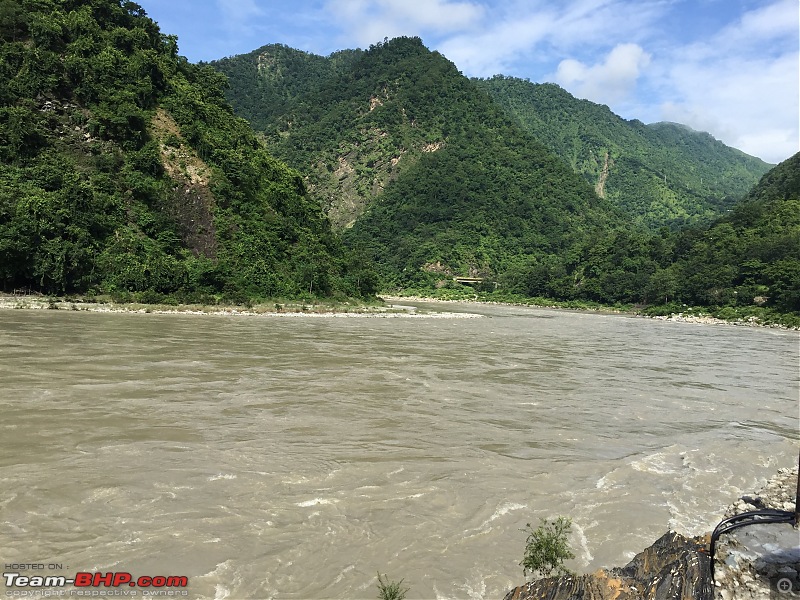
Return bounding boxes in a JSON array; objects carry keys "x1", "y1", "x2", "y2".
[
  {"x1": 383, "y1": 294, "x2": 800, "y2": 330},
  {"x1": 2, "y1": 292, "x2": 797, "y2": 328},
  {"x1": 0, "y1": 294, "x2": 483, "y2": 318},
  {"x1": 504, "y1": 465, "x2": 799, "y2": 600}
]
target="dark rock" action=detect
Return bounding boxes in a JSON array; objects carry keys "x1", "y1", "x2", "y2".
[
  {"x1": 503, "y1": 531, "x2": 711, "y2": 600},
  {"x1": 502, "y1": 466, "x2": 798, "y2": 600},
  {"x1": 713, "y1": 467, "x2": 799, "y2": 600},
  {"x1": 739, "y1": 496, "x2": 764, "y2": 509}
]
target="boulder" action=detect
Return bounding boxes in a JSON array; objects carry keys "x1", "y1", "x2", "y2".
[{"x1": 503, "y1": 531, "x2": 711, "y2": 600}]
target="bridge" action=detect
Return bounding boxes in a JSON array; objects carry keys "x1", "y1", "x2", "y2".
[{"x1": 452, "y1": 277, "x2": 497, "y2": 288}]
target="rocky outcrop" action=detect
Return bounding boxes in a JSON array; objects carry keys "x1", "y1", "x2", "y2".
[
  {"x1": 712, "y1": 467, "x2": 799, "y2": 600},
  {"x1": 503, "y1": 531, "x2": 711, "y2": 600},
  {"x1": 504, "y1": 466, "x2": 798, "y2": 600}
]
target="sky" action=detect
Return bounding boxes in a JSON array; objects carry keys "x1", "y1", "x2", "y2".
[{"x1": 133, "y1": 0, "x2": 799, "y2": 165}]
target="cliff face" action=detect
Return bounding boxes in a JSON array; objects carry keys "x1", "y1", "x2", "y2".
[{"x1": 503, "y1": 466, "x2": 798, "y2": 600}]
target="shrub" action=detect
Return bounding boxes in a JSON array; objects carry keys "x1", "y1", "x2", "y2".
[
  {"x1": 520, "y1": 517, "x2": 575, "y2": 579},
  {"x1": 376, "y1": 573, "x2": 409, "y2": 600}
]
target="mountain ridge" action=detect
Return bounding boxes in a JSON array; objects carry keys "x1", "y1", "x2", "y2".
[
  {"x1": 0, "y1": 0, "x2": 377, "y2": 300},
  {"x1": 216, "y1": 37, "x2": 626, "y2": 284},
  {"x1": 473, "y1": 76, "x2": 771, "y2": 228}
]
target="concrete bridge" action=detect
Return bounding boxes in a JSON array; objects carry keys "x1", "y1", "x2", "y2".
[{"x1": 453, "y1": 277, "x2": 497, "y2": 288}]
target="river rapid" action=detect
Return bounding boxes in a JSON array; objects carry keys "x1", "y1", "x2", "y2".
[{"x1": 1, "y1": 302, "x2": 798, "y2": 599}]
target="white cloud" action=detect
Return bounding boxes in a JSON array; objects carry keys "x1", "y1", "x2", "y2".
[
  {"x1": 215, "y1": 0, "x2": 265, "y2": 34},
  {"x1": 722, "y1": 0, "x2": 798, "y2": 48},
  {"x1": 658, "y1": 50, "x2": 799, "y2": 164},
  {"x1": 437, "y1": 11, "x2": 555, "y2": 75},
  {"x1": 553, "y1": 43, "x2": 652, "y2": 106},
  {"x1": 436, "y1": 0, "x2": 666, "y2": 77},
  {"x1": 653, "y1": 0, "x2": 800, "y2": 163},
  {"x1": 325, "y1": 0, "x2": 485, "y2": 47}
]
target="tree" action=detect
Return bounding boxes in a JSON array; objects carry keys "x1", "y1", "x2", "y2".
[
  {"x1": 0, "y1": 0, "x2": 27, "y2": 42},
  {"x1": 520, "y1": 517, "x2": 575, "y2": 579},
  {"x1": 645, "y1": 267, "x2": 679, "y2": 305}
]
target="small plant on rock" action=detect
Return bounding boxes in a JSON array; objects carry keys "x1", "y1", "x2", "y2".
[{"x1": 520, "y1": 516, "x2": 575, "y2": 579}]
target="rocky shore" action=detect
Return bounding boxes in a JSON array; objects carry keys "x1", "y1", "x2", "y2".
[
  {"x1": 503, "y1": 465, "x2": 799, "y2": 600},
  {"x1": 0, "y1": 295, "x2": 483, "y2": 318},
  {"x1": 713, "y1": 467, "x2": 799, "y2": 600},
  {"x1": 648, "y1": 313, "x2": 792, "y2": 329}
]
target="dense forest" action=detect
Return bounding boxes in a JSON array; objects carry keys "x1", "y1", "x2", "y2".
[
  {"x1": 212, "y1": 37, "x2": 798, "y2": 322},
  {"x1": 214, "y1": 45, "x2": 770, "y2": 232},
  {"x1": 474, "y1": 76, "x2": 772, "y2": 228},
  {"x1": 0, "y1": 0, "x2": 377, "y2": 302},
  {"x1": 493, "y1": 152, "x2": 800, "y2": 315},
  {"x1": 1, "y1": 4, "x2": 796, "y2": 323},
  {"x1": 216, "y1": 37, "x2": 627, "y2": 283}
]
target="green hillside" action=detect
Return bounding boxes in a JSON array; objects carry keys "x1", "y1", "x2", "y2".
[
  {"x1": 496, "y1": 153, "x2": 800, "y2": 317},
  {"x1": 209, "y1": 44, "x2": 363, "y2": 138},
  {"x1": 474, "y1": 77, "x2": 772, "y2": 228},
  {"x1": 0, "y1": 0, "x2": 376, "y2": 301},
  {"x1": 669, "y1": 152, "x2": 800, "y2": 313},
  {"x1": 216, "y1": 37, "x2": 530, "y2": 230},
  {"x1": 211, "y1": 37, "x2": 797, "y2": 319},
  {"x1": 214, "y1": 37, "x2": 624, "y2": 285}
]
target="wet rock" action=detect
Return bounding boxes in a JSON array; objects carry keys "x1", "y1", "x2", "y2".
[
  {"x1": 503, "y1": 531, "x2": 711, "y2": 600},
  {"x1": 713, "y1": 467, "x2": 799, "y2": 600},
  {"x1": 739, "y1": 496, "x2": 764, "y2": 509},
  {"x1": 502, "y1": 467, "x2": 798, "y2": 600}
]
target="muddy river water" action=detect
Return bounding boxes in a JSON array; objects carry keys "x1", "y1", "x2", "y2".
[{"x1": 1, "y1": 303, "x2": 797, "y2": 599}]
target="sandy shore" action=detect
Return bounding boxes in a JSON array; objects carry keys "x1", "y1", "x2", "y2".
[
  {"x1": 2, "y1": 294, "x2": 796, "y2": 328},
  {"x1": 385, "y1": 295, "x2": 799, "y2": 329},
  {"x1": 0, "y1": 295, "x2": 484, "y2": 319}
]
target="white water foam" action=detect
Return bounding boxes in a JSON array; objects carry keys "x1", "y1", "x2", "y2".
[{"x1": 295, "y1": 497, "x2": 338, "y2": 507}]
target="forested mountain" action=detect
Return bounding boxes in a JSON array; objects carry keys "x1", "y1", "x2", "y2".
[
  {"x1": 495, "y1": 152, "x2": 800, "y2": 315},
  {"x1": 674, "y1": 152, "x2": 799, "y2": 312},
  {"x1": 214, "y1": 37, "x2": 625, "y2": 285},
  {"x1": 3, "y1": 8, "x2": 794, "y2": 320},
  {"x1": 474, "y1": 77, "x2": 772, "y2": 228},
  {"x1": 0, "y1": 0, "x2": 375, "y2": 301},
  {"x1": 211, "y1": 37, "x2": 798, "y2": 319},
  {"x1": 214, "y1": 46, "x2": 771, "y2": 232},
  {"x1": 210, "y1": 44, "x2": 363, "y2": 139}
]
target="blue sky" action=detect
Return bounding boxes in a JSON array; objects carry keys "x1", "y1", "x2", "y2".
[{"x1": 134, "y1": 0, "x2": 799, "y2": 164}]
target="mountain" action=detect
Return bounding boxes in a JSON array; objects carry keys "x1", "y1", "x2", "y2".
[
  {"x1": 0, "y1": 0, "x2": 376, "y2": 300},
  {"x1": 491, "y1": 152, "x2": 800, "y2": 315},
  {"x1": 213, "y1": 37, "x2": 624, "y2": 285},
  {"x1": 209, "y1": 44, "x2": 363, "y2": 141},
  {"x1": 672, "y1": 152, "x2": 799, "y2": 312},
  {"x1": 211, "y1": 37, "x2": 797, "y2": 314},
  {"x1": 473, "y1": 77, "x2": 772, "y2": 228}
]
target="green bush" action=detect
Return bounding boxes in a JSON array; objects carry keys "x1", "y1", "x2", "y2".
[
  {"x1": 376, "y1": 572, "x2": 409, "y2": 600},
  {"x1": 520, "y1": 516, "x2": 575, "y2": 579}
]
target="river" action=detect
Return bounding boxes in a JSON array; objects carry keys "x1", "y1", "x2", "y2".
[{"x1": 1, "y1": 303, "x2": 797, "y2": 599}]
